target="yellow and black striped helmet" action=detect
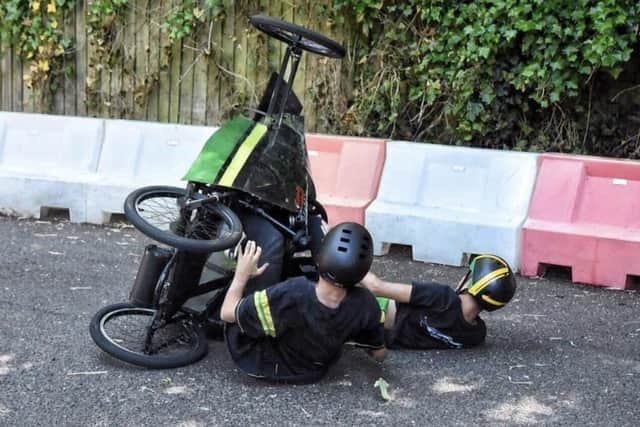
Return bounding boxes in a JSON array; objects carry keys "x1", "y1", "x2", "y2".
[{"x1": 457, "y1": 255, "x2": 516, "y2": 311}]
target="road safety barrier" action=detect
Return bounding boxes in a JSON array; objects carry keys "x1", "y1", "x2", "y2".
[
  {"x1": 3, "y1": 112, "x2": 640, "y2": 290},
  {"x1": 520, "y1": 154, "x2": 640, "y2": 289},
  {"x1": 0, "y1": 112, "x2": 104, "y2": 222},
  {"x1": 85, "y1": 120, "x2": 215, "y2": 224},
  {"x1": 306, "y1": 134, "x2": 387, "y2": 225},
  {"x1": 365, "y1": 141, "x2": 538, "y2": 269}
]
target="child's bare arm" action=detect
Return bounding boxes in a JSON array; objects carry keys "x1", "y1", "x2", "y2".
[{"x1": 361, "y1": 272, "x2": 412, "y2": 303}]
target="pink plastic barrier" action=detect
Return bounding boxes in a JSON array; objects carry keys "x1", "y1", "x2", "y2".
[
  {"x1": 520, "y1": 153, "x2": 640, "y2": 289},
  {"x1": 306, "y1": 134, "x2": 387, "y2": 226}
]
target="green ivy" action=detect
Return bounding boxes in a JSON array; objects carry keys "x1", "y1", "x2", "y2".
[
  {"x1": 0, "y1": 0, "x2": 76, "y2": 94},
  {"x1": 86, "y1": 0, "x2": 128, "y2": 79},
  {"x1": 2, "y1": 0, "x2": 638, "y2": 155},
  {"x1": 85, "y1": 0, "x2": 226, "y2": 112},
  {"x1": 331, "y1": 0, "x2": 639, "y2": 148},
  {"x1": 85, "y1": 0, "x2": 129, "y2": 111},
  {"x1": 163, "y1": 0, "x2": 225, "y2": 43}
]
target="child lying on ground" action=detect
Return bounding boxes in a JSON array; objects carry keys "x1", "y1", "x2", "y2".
[{"x1": 360, "y1": 255, "x2": 517, "y2": 349}]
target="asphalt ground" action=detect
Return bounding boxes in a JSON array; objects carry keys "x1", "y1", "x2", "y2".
[{"x1": 1, "y1": 215, "x2": 639, "y2": 426}]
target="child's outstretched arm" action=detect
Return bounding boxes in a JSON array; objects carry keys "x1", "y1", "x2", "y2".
[{"x1": 360, "y1": 272, "x2": 412, "y2": 304}]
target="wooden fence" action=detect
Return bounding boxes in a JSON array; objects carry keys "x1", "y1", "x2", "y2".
[{"x1": 0, "y1": 0, "x2": 347, "y2": 131}]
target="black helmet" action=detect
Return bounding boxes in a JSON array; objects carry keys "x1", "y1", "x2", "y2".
[
  {"x1": 457, "y1": 255, "x2": 517, "y2": 311},
  {"x1": 316, "y1": 222, "x2": 373, "y2": 288}
]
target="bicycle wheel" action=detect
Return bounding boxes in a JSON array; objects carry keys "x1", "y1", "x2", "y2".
[
  {"x1": 124, "y1": 185, "x2": 243, "y2": 253},
  {"x1": 250, "y1": 15, "x2": 346, "y2": 58},
  {"x1": 309, "y1": 199, "x2": 328, "y2": 223},
  {"x1": 89, "y1": 303, "x2": 208, "y2": 369}
]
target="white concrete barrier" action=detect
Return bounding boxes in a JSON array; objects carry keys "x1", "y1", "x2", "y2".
[
  {"x1": 365, "y1": 141, "x2": 538, "y2": 269},
  {"x1": 0, "y1": 112, "x2": 105, "y2": 222},
  {"x1": 85, "y1": 119, "x2": 216, "y2": 224}
]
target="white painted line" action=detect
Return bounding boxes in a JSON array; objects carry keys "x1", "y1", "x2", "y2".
[{"x1": 67, "y1": 371, "x2": 108, "y2": 376}]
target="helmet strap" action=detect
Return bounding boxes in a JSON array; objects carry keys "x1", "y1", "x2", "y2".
[
  {"x1": 319, "y1": 271, "x2": 348, "y2": 288},
  {"x1": 457, "y1": 256, "x2": 478, "y2": 294},
  {"x1": 455, "y1": 270, "x2": 471, "y2": 294}
]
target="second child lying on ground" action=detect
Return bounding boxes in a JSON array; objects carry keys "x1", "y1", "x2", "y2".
[{"x1": 360, "y1": 255, "x2": 517, "y2": 349}]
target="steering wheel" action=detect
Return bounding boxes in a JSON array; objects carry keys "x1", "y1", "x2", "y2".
[{"x1": 250, "y1": 15, "x2": 346, "y2": 59}]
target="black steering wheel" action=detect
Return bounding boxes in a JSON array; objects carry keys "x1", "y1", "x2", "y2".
[{"x1": 250, "y1": 15, "x2": 346, "y2": 58}]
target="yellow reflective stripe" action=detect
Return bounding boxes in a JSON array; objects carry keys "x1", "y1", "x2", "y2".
[
  {"x1": 481, "y1": 294, "x2": 506, "y2": 307},
  {"x1": 468, "y1": 268, "x2": 509, "y2": 295},
  {"x1": 253, "y1": 290, "x2": 276, "y2": 337},
  {"x1": 380, "y1": 311, "x2": 386, "y2": 324},
  {"x1": 474, "y1": 254, "x2": 507, "y2": 267},
  {"x1": 218, "y1": 123, "x2": 268, "y2": 186}
]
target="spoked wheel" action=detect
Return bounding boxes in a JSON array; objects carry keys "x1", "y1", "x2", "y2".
[
  {"x1": 250, "y1": 15, "x2": 346, "y2": 58},
  {"x1": 89, "y1": 303, "x2": 208, "y2": 369},
  {"x1": 124, "y1": 185, "x2": 243, "y2": 253}
]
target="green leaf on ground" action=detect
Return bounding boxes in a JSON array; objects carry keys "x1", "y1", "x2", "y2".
[{"x1": 374, "y1": 377, "x2": 391, "y2": 401}]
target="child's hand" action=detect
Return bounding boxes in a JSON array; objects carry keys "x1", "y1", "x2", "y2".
[
  {"x1": 221, "y1": 240, "x2": 269, "y2": 323},
  {"x1": 234, "y1": 240, "x2": 269, "y2": 282}
]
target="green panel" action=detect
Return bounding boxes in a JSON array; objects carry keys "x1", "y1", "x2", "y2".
[{"x1": 182, "y1": 115, "x2": 254, "y2": 183}]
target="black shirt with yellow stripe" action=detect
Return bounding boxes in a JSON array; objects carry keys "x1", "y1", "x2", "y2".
[{"x1": 225, "y1": 276, "x2": 385, "y2": 383}]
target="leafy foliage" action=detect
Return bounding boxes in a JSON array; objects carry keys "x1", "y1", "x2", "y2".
[
  {"x1": 2, "y1": 0, "x2": 639, "y2": 157},
  {"x1": 163, "y1": 0, "x2": 225, "y2": 43},
  {"x1": 330, "y1": 0, "x2": 640, "y2": 154},
  {"x1": 0, "y1": 0, "x2": 76, "y2": 103},
  {"x1": 85, "y1": 0, "x2": 128, "y2": 108},
  {"x1": 85, "y1": 0, "x2": 226, "y2": 112}
]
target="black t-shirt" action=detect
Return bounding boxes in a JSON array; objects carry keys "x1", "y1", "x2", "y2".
[
  {"x1": 225, "y1": 276, "x2": 385, "y2": 383},
  {"x1": 385, "y1": 282, "x2": 486, "y2": 349}
]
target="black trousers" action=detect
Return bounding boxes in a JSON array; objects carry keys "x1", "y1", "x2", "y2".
[
  {"x1": 240, "y1": 212, "x2": 285, "y2": 295},
  {"x1": 170, "y1": 211, "x2": 324, "y2": 303}
]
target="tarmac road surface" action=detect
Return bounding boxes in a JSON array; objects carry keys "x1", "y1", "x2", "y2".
[{"x1": 1, "y1": 216, "x2": 639, "y2": 426}]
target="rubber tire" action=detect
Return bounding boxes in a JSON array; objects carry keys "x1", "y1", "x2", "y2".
[
  {"x1": 309, "y1": 199, "x2": 328, "y2": 223},
  {"x1": 124, "y1": 185, "x2": 243, "y2": 253},
  {"x1": 250, "y1": 15, "x2": 346, "y2": 58},
  {"x1": 89, "y1": 303, "x2": 208, "y2": 369}
]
